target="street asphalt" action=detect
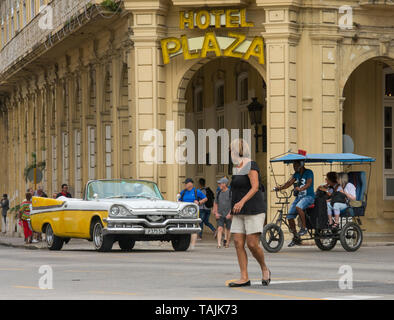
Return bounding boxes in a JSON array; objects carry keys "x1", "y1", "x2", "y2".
[{"x1": 0, "y1": 238, "x2": 393, "y2": 300}]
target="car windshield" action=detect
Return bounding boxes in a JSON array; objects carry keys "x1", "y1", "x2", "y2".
[{"x1": 86, "y1": 180, "x2": 163, "y2": 201}]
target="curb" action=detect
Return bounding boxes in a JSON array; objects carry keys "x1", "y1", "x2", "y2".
[{"x1": 0, "y1": 240, "x2": 43, "y2": 250}]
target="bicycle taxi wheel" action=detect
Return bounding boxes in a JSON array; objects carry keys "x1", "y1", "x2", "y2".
[
  {"x1": 261, "y1": 223, "x2": 284, "y2": 253},
  {"x1": 340, "y1": 222, "x2": 363, "y2": 252},
  {"x1": 314, "y1": 229, "x2": 337, "y2": 251}
]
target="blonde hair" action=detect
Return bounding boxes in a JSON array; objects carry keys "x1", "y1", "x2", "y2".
[
  {"x1": 338, "y1": 172, "x2": 349, "y2": 187},
  {"x1": 230, "y1": 138, "x2": 251, "y2": 161}
]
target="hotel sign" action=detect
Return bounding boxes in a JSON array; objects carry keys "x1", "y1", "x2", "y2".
[{"x1": 161, "y1": 8, "x2": 264, "y2": 65}]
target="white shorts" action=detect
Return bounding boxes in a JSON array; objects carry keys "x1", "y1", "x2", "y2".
[{"x1": 230, "y1": 213, "x2": 265, "y2": 235}]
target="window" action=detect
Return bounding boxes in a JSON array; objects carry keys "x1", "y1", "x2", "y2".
[
  {"x1": 74, "y1": 130, "x2": 82, "y2": 198},
  {"x1": 384, "y1": 69, "x2": 394, "y2": 199},
  {"x1": 62, "y1": 132, "x2": 69, "y2": 184},
  {"x1": 30, "y1": 0, "x2": 35, "y2": 19},
  {"x1": 88, "y1": 126, "x2": 96, "y2": 180},
  {"x1": 384, "y1": 106, "x2": 392, "y2": 170},
  {"x1": 196, "y1": 118, "x2": 204, "y2": 174},
  {"x1": 385, "y1": 73, "x2": 394, "y2": 97},
  {"x1": 52, "y1": 135, "x2": 57, "y2": 193},
  {"x1": 11, "y1": 15, "x2": 14, "y2": 37},
  {"x1": 216, "y1": 114, "x2": 225, "y2": 175},
  {"x1": 215, "y1": 81, "x2": 224, "y2": 109},
  {"x1": 23, "y1": 1, "x2": 27, "y2": 26},
  {"x1": 194, "y1": 86, "x2": 203, "y2": 113},
  {"x1": 105, "y1": 125, "x2": 112, "y2": 179},
  {"x1": 5, "y1": 15, "x2": 8, "y2": 42},
  {"x1": 237, "y1": 72, "x2": 249, "y2": 103},
  {"x1": 16, "y1": 6, "x2": 20, "y2": 32}
]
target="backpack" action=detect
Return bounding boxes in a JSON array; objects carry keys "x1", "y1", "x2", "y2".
[
  {"x1": 306, "y1": 197, "x2": 328, "y2": 230},
  {"x1": 204, "y1": 187, "x2": 215, "y2": 208},
  {"x1": 330, "y1": 184, "x2": 347, "y2": 206}
]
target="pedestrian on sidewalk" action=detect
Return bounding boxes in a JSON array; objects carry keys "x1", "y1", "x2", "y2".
[
  {"x1": 1, "y1": 194, "x2": 9, "y2": 233},
  {"x1": 228, "y1": 138, "x2": 271, "y2": 288},
  {"x1": 197, "y1": 178, "x2": 216, "y2": 240},
  {"x1": 19, "y1": 193, "x2": 33, "y2": 244},
  {"x1": 213, "y1": 178, "x2": 232, "y2": 248},
  {"x1": 178, "y1": 178, "x2": 207, "y2": 250}
]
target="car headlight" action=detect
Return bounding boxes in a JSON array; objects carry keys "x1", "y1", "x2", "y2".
[
  {"x1": 110, "y1": 205, "x2": 132, "y2": 217},
  {"x1": 179, "y1": 205, "x2": 198, "y2": 218}
]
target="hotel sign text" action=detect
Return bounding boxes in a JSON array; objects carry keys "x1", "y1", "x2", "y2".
[{"x1": 161, "y1": 8, "x2": 264, "y2": 65}]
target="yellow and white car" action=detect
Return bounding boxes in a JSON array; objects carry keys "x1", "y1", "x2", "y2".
[{"x1": 30, "y1": 179, "x2": 201, "y2": 252}]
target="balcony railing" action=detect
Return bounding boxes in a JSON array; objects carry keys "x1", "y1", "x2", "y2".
[
  {"x1": 359, "y1": 0, "x2": 394, "y2": 6},
  {"x1": 0, "y1": 0, "x2": 95, "y2": 76}
]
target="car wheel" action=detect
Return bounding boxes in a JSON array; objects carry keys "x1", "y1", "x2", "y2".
[
  {"x1": 118, "y1": 237, "x2": 136, "y2": 252},
  {"x1": 171, "y1": 234, "x2": 191, "y2": 251},
  {"x1": 92, "y1": 221, "x2": 113, "y2": 252},
  {"x1": 46, "y1": 224, "x2": 64, "y2": 251}
]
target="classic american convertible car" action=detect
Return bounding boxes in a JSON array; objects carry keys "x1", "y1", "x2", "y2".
[{"x1": 29, "y1": 179, "x2": 201, "y2": 252}]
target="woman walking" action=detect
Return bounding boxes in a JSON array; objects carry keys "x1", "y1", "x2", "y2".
[
  {"x1": 228, "y1": 139, "x2": 270, "y2": 287},
  {"x1": 19, "y1": 193, "x2": 33, "y2": 244}
]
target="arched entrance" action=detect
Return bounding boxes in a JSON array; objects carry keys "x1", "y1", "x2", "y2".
[
  {"x1": 173, "y1": 56, "x2": 267, "y2": 235},
  {"x1": 342, "y1": 56, "x2": 394, "y2": 233}
]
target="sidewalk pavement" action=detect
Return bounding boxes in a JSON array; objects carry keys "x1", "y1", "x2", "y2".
[{"x1": 1, "y1": 233, "x2": 394, "y2": 251}]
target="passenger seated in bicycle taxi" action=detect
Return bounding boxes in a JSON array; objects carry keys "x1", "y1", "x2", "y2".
[
  {"x1": 274, "y1": 160, "x2": 314, "y2": 247},
  {"x1": 318, "y1": 172, "x2": 356, "y2": 229}
]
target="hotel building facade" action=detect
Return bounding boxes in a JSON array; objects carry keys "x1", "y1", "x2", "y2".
[{"x1": 0, "y1": 0, "x2": 394, "y2": 234}]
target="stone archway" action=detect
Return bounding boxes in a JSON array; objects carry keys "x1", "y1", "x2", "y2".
[
  {"x1": 166, "y1": 55, "x2": 268, "y2": 203},
  {"x1": 342, "y1": 55, "x2": 394, "y2": 234},
  {"x1": 176, "y1": 56, "x2": 267, "y2": 101},
  {"x1": 340, "y1": 48, "x2": 394, "y2": 96}
]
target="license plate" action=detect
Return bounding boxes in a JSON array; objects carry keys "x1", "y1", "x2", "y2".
[{"x1": 145, "y1": 228, "x2": 166, "y2": 235}]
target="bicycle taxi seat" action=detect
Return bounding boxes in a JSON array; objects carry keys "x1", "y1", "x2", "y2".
[{"x1": 340, "y1": 171, "x2": 367, "y2": 218}]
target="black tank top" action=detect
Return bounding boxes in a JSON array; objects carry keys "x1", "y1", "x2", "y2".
[{"x1": 230, "y1": 161, "x2": 266, "y2": 215}]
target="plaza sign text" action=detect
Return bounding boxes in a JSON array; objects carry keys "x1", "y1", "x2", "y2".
[{"x1": 161, "y1": 8, "x2": 264, "y2": 65}]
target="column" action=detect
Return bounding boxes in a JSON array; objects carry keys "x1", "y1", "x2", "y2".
[
  {"x1": 261, "y1": 6, "x2": 301, "y2": 220},
  {"x1": 125, "y1": 0, "x2": 168, "y2": 191}
]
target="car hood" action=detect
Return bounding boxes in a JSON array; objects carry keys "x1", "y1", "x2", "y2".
[{"x1": 99, "y1": 198, "x2": 181, "y2": 210}]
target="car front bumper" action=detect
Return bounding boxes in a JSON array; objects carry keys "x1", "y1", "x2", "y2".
[{"x1": 102, "y1": 217, "x2": 202, "y2": 235}]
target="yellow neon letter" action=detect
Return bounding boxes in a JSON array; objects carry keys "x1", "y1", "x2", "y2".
[
  {"x1": 161, "y1": 37, "x2": 181, "y2": 65},
  {"x1": 243, "y1": 36, "x2": 265, "y2": 65},
  {"x1": 223, "y1": 32, "x2": 246, "y2": 59},
  {"x1": 225, "y1": 9, "x2": 239, "y2": 28},
  {"x1": 200, "y1": 32, "x2": 221, "y2": 58},
  {"x1": 211, "y1": 10, "x2": 224, "y2": 28},
  {"x1": 180, "y1": 11, "x2": 194, "y2": 30},
  {"x1": 196, "y1": 10, "x2": 210, "y2": 30},
  {"x1": 240, "y1": 8, "x2": 254, "y2": 28},
  {"x1": 181, "y1": 35, "x2": 200, "y2": 60}
]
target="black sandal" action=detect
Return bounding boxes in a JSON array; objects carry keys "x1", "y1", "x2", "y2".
[{"x1": 331, "y1": 222, "x2": 339, "y2": 229}]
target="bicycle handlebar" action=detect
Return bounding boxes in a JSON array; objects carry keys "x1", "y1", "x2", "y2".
[{"x1": 272, "y1": 188, "x2": 294, "y2": 200}]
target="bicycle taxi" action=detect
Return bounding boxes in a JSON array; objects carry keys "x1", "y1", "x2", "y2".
[{"x1": 261, "y1": 152, "x2": 375, "y2": 253}]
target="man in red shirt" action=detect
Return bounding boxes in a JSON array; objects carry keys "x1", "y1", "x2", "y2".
[{"x1": 56, "y1": 184, "x2": 72, "y2": 198}]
